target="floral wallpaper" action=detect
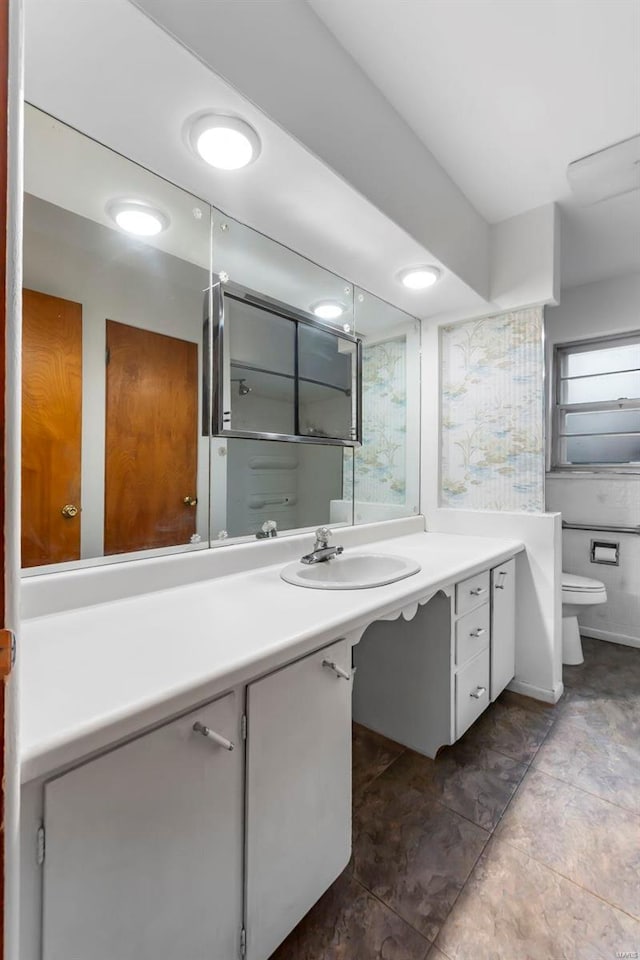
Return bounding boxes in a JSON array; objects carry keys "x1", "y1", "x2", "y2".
[
  {"x1": 347, "y1": 337, "x2": 407, "y2": 504},
  {"x1": 440, "y1": 307, "x2": 544, "y2": 512}
]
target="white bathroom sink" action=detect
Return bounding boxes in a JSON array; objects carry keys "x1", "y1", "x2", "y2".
[{"x1": 280, "y1": 553, "x2": 421, "y2": 590}]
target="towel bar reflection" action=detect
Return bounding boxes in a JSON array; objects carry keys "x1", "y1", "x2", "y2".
[{"x1": 562, "y1": 521, "x2": 640, "y2": 535}]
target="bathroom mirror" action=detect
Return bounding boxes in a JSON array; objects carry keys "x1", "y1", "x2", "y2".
[
  {"x1": 207, "y1": 209, "x2": 357, "y2": 541},
  {"x1": 207, "y1": 280, "x2": 361, "y2": 444},
  {"x1": 349, "y1": 290, "x2": 421, "y2": 524},
  {"x1": 22, "y1": 105, "x2": 211, "y2": 568},
  {"x1": 21, "y1": 107, "x2": 420, "y2": 569}
]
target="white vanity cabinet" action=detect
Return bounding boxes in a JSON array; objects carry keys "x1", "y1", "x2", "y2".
[
  {"x1": 353, "y1": 557, "x2": 517, "y2": 756},
  {"x1": 39, "y1": 692, "x2": 244, "y2": 960},
  {"x1": 244, "y1": 638, "x2": 352, "y2": 960},
  {"x1": 490, "y1": 558, "x2": 516, "y2": 699}
]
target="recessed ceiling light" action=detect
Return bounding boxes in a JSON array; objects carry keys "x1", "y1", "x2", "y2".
[
  {"x1": 189, "y1": 113, "x2": 261, "y2": 170},
  {"x1": 108, "y1": 201, "x2": 169, "y2": 237},
  {"x1": 399, "y1": 266, "x2": 441, "y2": 290},
  {"x1": 312, "y1": 300, "x2": 344, "y2": 321}
]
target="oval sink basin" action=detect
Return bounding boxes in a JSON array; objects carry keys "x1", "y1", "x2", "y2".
[{"x1": 280, "y1": 553, "x2": 421, "y2": 590}]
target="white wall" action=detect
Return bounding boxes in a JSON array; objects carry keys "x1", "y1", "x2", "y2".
[
  {"x1": 545, "y1": 271, "x2": 640, "y2": 647},
  {"x1": 545, "y1": 271, "x2": 640, "y2": 347},
  {"x1": 490, "y1": 203, "x2": 560, "y2": 308}
]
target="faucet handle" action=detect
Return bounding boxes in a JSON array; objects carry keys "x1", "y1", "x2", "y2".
[{"x1": 315, "y1": 526, "x2": 331, "y2": 548}]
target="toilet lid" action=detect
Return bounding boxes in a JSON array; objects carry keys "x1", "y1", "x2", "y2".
[{"x1": 562, "y1": 572, "x2": 605, "y2": 593}]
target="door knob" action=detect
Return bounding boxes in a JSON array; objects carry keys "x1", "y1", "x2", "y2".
[
  {"x1": 183, "y1": 496, "x2": 198, "y2": 507},
  {"x1": 61, "y1": 504, "x2": 79, "y2": 518}
]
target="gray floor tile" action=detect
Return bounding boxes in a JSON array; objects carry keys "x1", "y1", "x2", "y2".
[
  {"x1": 385, "y1": 742, "x2": 527, "y2": 831},
  {"x1": 534, "y1": 693, "x2": 640, "y2": 815},
  {"x1": 353, "y1": 766, "x2": 488, "y2": 942},
  {"x1": 436, "y1": 838, "x2": 640, "y2": 960},
  {"x1": 557, "y1": 686, "x2": 640, "y2": 738},
  {"x1": 563, "y1": 637, "x2": 640, "y2": 696},
  {"x1": 495, "y1": 767, "x2": 640, "y2": 918},
  {"x1": 458, "y1": 691, "x2": 556, "y2": 764},
  {"x1": 426, "y1": 946, "x2": 450, "y2": 960},
  {"x1": 352, "y1": 722, "x2": 406, "y2": 797},
  {"x1": 270, "y1": 870, "x2": 429, "y2": 960}
]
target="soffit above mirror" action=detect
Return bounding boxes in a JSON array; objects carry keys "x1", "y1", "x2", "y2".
[{"x1": 23, "y1": 0, "x2": 487, "y2": 320}]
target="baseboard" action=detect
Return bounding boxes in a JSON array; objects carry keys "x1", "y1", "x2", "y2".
[
  {"x1": 506, "y1": 678, "x2": 564, "y2": 704},
  {"x1": 580, "y1": 628, "x2": 640, "y2": 650}
]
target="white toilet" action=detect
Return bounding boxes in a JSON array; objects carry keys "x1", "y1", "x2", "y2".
[{"x1": 561, "y1": 572, "x2": 607, "y2": 665}]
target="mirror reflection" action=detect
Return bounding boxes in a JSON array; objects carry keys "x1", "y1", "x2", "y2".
[
  {"x1": 207, "y1": 212, "x2": 358, "y2": 541},
  {"x1": 212, "y1": 282, "x2": 360, "y2": 443},
  {"x1": 350, "y1": 291, "x2": 421, "y2": 524},
  {"x1": 21, "y1": 107, "x2": 421, "y2": 571},
  {"x1": 22, "y1": 106, "x2": 211, "y2": 568}
]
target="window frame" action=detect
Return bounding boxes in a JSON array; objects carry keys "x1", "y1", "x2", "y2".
[{"x1": 552, "y1": 330, "x2": 640, "y2": 472}]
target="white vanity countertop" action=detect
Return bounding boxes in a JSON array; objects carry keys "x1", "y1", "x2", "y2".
[{"x1": 20, "y1": 530, "x2": 523, "y2": 783}]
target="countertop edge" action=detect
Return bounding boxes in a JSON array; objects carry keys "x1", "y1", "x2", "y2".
[{"x1": 20, "y1": 534, "x2": 525, "y2": 784}]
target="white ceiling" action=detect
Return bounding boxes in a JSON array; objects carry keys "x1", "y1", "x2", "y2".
[
  {"x1": 310, "y1": 0, "x2": 640, "y2": 288},
  {"x1": 309, "y1": 0, "x2": 639, "y2": 222},
  {"x1": 23, "y1": 0, "x2": 486, "y2": 321},
  {"x1": 23, "y1": 0, "x2": 640, "y2": 304}
]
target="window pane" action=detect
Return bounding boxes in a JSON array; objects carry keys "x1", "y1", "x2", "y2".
[
  {"x1": 566, "y1": 433, "x2": 640, "y2": 464},
  {"x1": 564, "y1": 409, "x2": 640, "y2": 436},
  {"x1": 561, "y1": 370, "x2": 640, "y2": 404},
  {"x1": 565, "y1": 342, "x2": 640, "y2": 378}
]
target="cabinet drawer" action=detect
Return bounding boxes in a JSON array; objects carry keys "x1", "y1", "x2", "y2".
[
  {"x1": 456, "y1": 648, "x2": 490, "y2": 738},
  {"x1": 455, "y1": 603, "x2": 490, "y2": 666},
  {"x1": 455, "y1": 570, "x2": 490, "y2": 615}
]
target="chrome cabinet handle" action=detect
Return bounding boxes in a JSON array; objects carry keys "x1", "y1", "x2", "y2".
[
  {"x1": 322, "y1": 659, "x2": 351, "y2": 681},
  {"x1": 495, "y1": 571, "x2": 508, "y2": 590},
  {"x1": 470, "y1": 586, "x2": 487, "y2": 596},
  {"x1": 193, "y1": 721, "x2": 234, "y2": 751},
  {"x1": 470, "y1": 686, "x2": 486, "y2": 699},
  {"x1": 470, "y1": 627, "x2": 486, "y2": 637}
]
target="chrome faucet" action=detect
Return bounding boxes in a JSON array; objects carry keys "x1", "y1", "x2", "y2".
[
  {"x1": 301, "y1": 527, "x2": 344, "y2": 565},
  {"x1": 256, "y1": 519, "x2": 278, "y2": 539}
]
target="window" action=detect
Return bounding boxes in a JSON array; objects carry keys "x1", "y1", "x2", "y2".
[{"x1": 553, "y1": 333, "x2": 640, "y2": 469}]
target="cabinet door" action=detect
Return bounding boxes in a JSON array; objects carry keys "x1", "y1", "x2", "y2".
[
  {"x1": 491, "y1": 558, "x2": 516, "y2": 699},
  {"x1": 245, "y1": 639, "x2": 352, "y2": 960},
  {"x1": 42, "y1": 693, "x2": 243, "y2": 960}
]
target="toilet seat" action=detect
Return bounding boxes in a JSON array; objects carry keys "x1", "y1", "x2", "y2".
[
  {"x1": 561, "y1": 571, "x2": 607, "y2": 605},
  {"x1": 562, "y1": 572, "x2": 605, "y2": 593}
]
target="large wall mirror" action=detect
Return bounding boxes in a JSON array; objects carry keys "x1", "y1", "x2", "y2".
[
  {"x1": 21, "y1": 105, "x2": 420, "y2": 572},
  {"x1": 23, "y1": 106, "x2": 211, "y2": 568}
]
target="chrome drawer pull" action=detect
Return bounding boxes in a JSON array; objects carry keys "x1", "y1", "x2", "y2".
[
  {"x1": 322, "y1": 659, "x2": 351, "y2": 681},
  {"x1": 470, "y1": 586, "x2": 487, "y2": 596},
  {"x1": 470, "y1": 627, "x2": 486, "y2": 637},
  {"x1": 495, "y1": 571, "x2": 508, "y2": 590},
  {"x1": 193, "y1": 721, "x2": 234, "y2": 751},
  {"x1": 470, "y1": 686, "x2": 486, "y2": 699}
]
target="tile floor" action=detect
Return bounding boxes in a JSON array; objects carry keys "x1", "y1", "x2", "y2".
[{"x1": 271, "y1": 637, "x2": 640, "y2": 959}]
